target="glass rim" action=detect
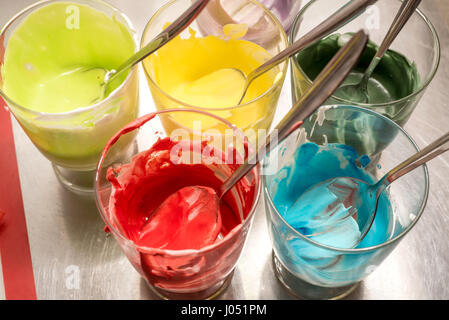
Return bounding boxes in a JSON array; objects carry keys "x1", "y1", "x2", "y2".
[
  {"x1": 0, "y1": 0, "x2": 139, "y2": 119},
  {"x1": 289, "y1": 0, "x2": 441, "y2": 108},
  {"x1": 94, "y1": 108, "x2": 262, "y2": 257},
  {"x1": 262, "y1": 104, "x2": 430, "y2": 254},
  {"x1": 140, "y1": 0, "x2": 289, "y2": 112}
]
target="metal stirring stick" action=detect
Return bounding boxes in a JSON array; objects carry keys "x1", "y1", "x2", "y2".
[{"x1": 335, "y1": 0, "x2": 422, "y2": 103}]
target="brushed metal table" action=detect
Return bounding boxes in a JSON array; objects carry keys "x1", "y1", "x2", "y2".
[{"x1": 0, "y1": 0, "x2": 448, "y2": 300}]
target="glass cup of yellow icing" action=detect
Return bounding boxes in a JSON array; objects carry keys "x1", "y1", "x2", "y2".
[
  {"x1": 141, "y1": 0, "x2": 288, "y2": 143},
  {"x1": 0, "y1": 0, "x2": 139, "y2": 195}
]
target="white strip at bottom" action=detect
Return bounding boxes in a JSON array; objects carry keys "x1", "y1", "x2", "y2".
[{"x1": 0, "y1": 251, "x2": 5, "y2": 300}]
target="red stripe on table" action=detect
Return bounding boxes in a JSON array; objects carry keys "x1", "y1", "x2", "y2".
[{"x1": 0, "y1": 100, "x2": 37, "y2": 300}]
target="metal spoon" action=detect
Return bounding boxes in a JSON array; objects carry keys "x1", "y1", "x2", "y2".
[
  {"x1": 137, "y1": 31, "x2": 369, "y2": 250},
  {"x1": 82, "y1": 0, "x2": 211, "y2": 103},
  {"x1": 295, "y1": 130, "x2": 449, "y2": 247},
  {"x1": 233, "y1": 0, "x2": 378, "y2": 105},
  {"x1": 335, "y1": 0, "x2": 421, "y2": 104}
]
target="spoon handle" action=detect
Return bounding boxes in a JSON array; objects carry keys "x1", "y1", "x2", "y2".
[
  {"x1": 219, "y1": 30, "x2": 369, "y2": 198},
  {"x1": 108, "y1": 0, "x2": 210, "y2": 82},
  {"x1": 359, "y1": 0, "x2": 421, "y2": 89},
  {"x1": 237, "y1": 0, "x2": 377, "y2": 104},
  {"x1": 387, "y1": 131, "x2": 449, "y2": 183}
]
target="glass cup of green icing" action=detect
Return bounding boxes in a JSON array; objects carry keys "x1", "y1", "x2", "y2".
[
  {"x1": 290, "y1": 0, "x2": 440, "y2": 128},
  {"x1": 0, "y1": 0, "x2": 139, "y2": 195},
  {"x1": 263, "y1": 105, "x2": 429, "y2": 300},
  {"x1": 141, "y1": 0, "x2": 288, "y2": 144}
]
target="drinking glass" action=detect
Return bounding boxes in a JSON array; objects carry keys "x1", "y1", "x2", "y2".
[
  {"x1": 263, "y1": 105, "x2": 429, "y2": 299},
  {"x1": 0, "y1": 0, "x2": 139, "y2": 195},
  {"x1": 258, "y1": 0, "x2": 303, "y2": 32},
  {"x1": 141, "y1": 0, "x2": 288, "y2": 142},
  {"x1": 95, "y1": 109, "x2": 261, "y2": 300},
  {"x1": 290, "y1": 0, "x2": 440, "y2": 127}
]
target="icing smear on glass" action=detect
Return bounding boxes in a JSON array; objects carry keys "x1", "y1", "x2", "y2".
[
  {"x1": 296, "y1": 105, "x2": 333, "y2": 146},
  {"x1": 269, "y1": 105, "x2": 391, "y2": 251}
]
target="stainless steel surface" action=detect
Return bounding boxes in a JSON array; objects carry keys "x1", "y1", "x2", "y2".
[{"x1": 1, "y1": 0, "x2": 449, "y2": 299}]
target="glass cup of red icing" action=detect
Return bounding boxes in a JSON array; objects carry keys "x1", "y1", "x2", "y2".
[{"x1": 95, "y1": 109, "x2": 261, "y2": 300}]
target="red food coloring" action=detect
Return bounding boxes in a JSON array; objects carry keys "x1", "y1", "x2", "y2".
[
  {"x1": 104, "y1": 134, "x2": 257, "y2": 283},
  {"x1": 137, "y1": 186, "x2": 222, "y2": 250},
  {"x1": 0, "y1": 210, "x2": 5, "y2": 226}
]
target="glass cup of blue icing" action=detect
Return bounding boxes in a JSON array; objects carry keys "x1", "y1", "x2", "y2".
[
  {"x1": 290, "y1": 0, "x2": 440, "y2": 127},
  {"x1": 262, "y1": 105, "x2": 429, "y2": 300}
]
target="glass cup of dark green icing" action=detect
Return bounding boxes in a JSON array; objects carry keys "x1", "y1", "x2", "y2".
[{"x1": 290, "y1": 0, "x2": 440, "y2": 128}]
